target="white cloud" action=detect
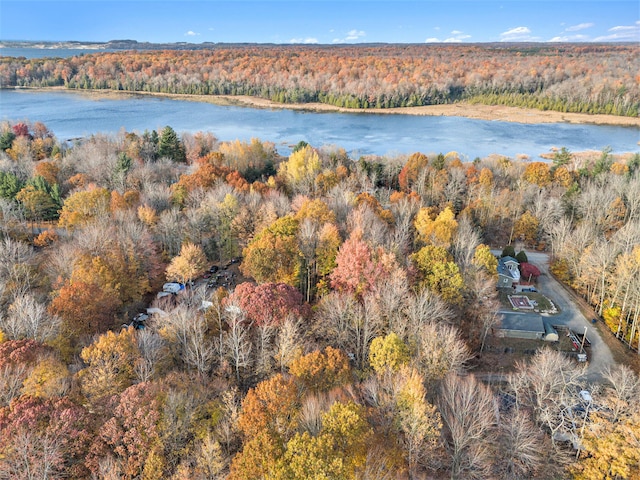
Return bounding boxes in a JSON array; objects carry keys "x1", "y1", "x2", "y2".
[
  {"x1": 184, "y1": 30, "x2": 200, "y2": 37},
  {"x1": 565, "y1": 22, "x2": 594, "y2": 32},
  {"x1": 594, "y1": 21, "x2": 640, "y2": 41},
  {"x1": 346, "y1": 29, "x2": 366, "y2": 40},
  {"x1": 548, "y1": 34, "x2": 588, "y2": 42},
  {"x1": 500, "y1": 26, "x2": 538, "y2": 42},
  {"x1": 332, "y1": 29, "x2": 366, "y2": 43},
  {"x1": 289, "y1": 37, "x2": 319, "y2": 44},
  {"x1": 502, "y1": 26, "x2": 531, "y2": 36},
  {"x1": 428, "y1": 30, "x2": 471, "y2": 43},
  {"x1": 443, "y1": 34, "x2": 471, "y2": 43}
]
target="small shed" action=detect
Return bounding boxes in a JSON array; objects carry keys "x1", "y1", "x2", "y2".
[
  {"x1": 543, "y1": 321, "x2": 559, "y2": 342},
  {"x1": 497, "y1": 313, "x2": 545, "y2": 340}
]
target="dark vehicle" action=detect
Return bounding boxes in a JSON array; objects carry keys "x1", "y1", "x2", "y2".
[{"x1": 123, "y1": 313, "x2": 148, "y2": 330}]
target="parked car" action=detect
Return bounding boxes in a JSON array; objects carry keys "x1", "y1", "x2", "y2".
[{"x1": 163, "y1": 282, "x2": 184, "y2": 293}]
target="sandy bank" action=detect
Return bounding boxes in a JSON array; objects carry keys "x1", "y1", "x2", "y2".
[{"x1": 13, "y1": 86, "x2": 640, "y2": 128}]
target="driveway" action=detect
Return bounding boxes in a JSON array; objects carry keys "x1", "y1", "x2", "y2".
[{"x1": 494, "y1": 250, "x2": 616, "y2": 382}]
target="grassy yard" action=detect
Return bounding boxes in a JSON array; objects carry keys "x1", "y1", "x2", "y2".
[{"x1": 497, "y1": 288, "x2": 559, "y2": 314}]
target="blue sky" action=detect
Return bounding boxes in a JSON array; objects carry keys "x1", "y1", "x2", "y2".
[{"x1": 1, "y1": 1, "x2": 638, "y2": 44}]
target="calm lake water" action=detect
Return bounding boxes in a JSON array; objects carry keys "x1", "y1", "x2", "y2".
[
  {"x1": 0, "y1": 47, "x2": 112, "y2": 59},
  {"x1": 1, "y1": 89, "x2": 638, "y2": 159}
]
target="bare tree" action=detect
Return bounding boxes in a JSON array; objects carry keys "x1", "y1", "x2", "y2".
[
  {"x1": 254, "y1": 323, "x2": 275, "y2": 380},
  {"x1": 157, "y1": 305, "x2": 214, "y2": 377},
  {"x1": 0, "y1": 363, "x2": 28, "y2": 407},
  {"x1": 223, "y1": 304, "x2": 252, "y2": 384},
  {"x1": 414, "y1": 322, "x2": 471, "y2": 387},
  {"x1": 451, "y1": 216, "x2": 481, "y2": 272},
  {"x1": 371, "y1": 268, "x2": 409, "y2": 336},
  {"x1": 439, "y1": 373, "x2": 498, "y2": 479},
  {"x1": 362, "y1": 445, "x2": 400, "y2": 480},
  {"x1": 0, "y1": 429, "x2": 62, "y2": 480},
  {"x1": 507, "y1": 348, "x2": 586, "y2": 448},
  {"x1": 405, "y1": 287, "x2": 454, "y2": 327},
  {"x1": 0, "y1": 238, "x2": 36, "y2": 299},
  {"x1": 0, "y1": 198, "x2": 26, "y2": 239},
  {"x1": 601, "y1": 364, "x2": 640, "y2": 422},
  {"x1": 316, "y1": 291, "x2": 360, "y2": 352},
  {"x1": 1, "y1": 294, "x2": 60, "y2": 342},
  {"x1": 274, "y1": 315, "x2": 303, "y2": 373},
  {"x1": 495, "y1": 410, "x2": 544, "y2": 479},
  {"x1": 351, "y1": 294, "x2": 383, "y2": 369},
  {"x1": 347, "y1": 203, "x2": 388, "y2": 248},
  {"x1": 298, "y1": 392, "x2": 333, "y2": 436},
  {"x1": 214, "y1": 387, "x2": 241, "y2": 456},
  {"x1": 387, "y1": 196, "x2": 418, "y2": 257},
  {"x1": 135, "y1": 329, "x2": 166, "y2": 383}
]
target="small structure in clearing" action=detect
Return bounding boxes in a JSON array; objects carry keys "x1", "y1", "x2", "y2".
[{"x1": 496, "y1": 313, "x2": 545, "y2": 340}]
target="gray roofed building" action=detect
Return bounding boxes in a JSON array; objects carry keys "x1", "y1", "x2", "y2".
[
  {"x1": 497, "y1": 256, "x2": 520, "y2": 288},
  {"x1": 496, "y1": 313, "x2": 545, "y2": 339}
]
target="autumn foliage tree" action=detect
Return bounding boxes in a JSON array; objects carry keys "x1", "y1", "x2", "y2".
[
  {"x1": 88, "y1": 382, "x2": 163, "y2": 479},
  {"x1": 399, "y1": 152, "x2": 430, "y2": 191},
  {"x1": 288, "y1": 346, "x2": 351, "y2": 392},
  {"x1": 412, "y1": 245, "x2": 464, "y2": 304},
  {"x1": 165, "y1": 242, "x2": 208, "y2": 285},
  {"x1": 49, "y1": 279, "x2": 119, "y2": 337},
  {"x1": 241, "y1": 215, "x2": 301, "y2": 285},
  {"x1": 57, "y1": 185, "x2": 110, "y2": 230},
  {"x1": 229, "y1": 281, "x2": 308, "y2": 327},
  {"x1": 78, "y1": 327, "x2": 140, "y2": 400},
  {"x1": 329, "y1": 228, "x2": 397, "y2": 297},
  {"x1": 0, "y1": 396, "x2": 92, "y2": 479}
]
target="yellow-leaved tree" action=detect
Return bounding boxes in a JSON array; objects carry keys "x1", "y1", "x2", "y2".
[
  {"x1": 166, "y1": 242, "x2": 208, "y2": 285},
  {"x1": 414, "y1": 206, "x2": 458, "y2": 248},
  {"x1": 412, "y1": 245, "x2": 464, "y2": 304},
  {"x1": 278, "y1": 145, "x2": 321, "y2": 194},
  {"x1": 58, "y1": 185, "x2": 110, "y2": 230},
  {"x1": 78, "y1": 327, "x2": 140, "y2": 400},
  {"x1": 369, "y1": 332, "x2": 410, "y2": 374}
]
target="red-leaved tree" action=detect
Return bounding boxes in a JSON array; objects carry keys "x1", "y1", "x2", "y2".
[
  {"x1": 228, "y1": 282, "x2": 309, "y2": 326},
  {"x1": 0, "y1": 396, "x2": 92, "y2": 479}
]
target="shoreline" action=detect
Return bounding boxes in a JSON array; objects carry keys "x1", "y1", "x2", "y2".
[{"x1": 9, "y1": 86, "x2": 640, "y2": 128}]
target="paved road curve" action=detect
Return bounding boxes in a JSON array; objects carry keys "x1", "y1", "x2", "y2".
[{"x1": 496, "y1": 250, "x2": 615, "y2": 383}]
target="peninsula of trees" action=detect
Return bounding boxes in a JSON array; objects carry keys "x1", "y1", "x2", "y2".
[
  {"x1": 1, "y1": 43, "x2": 638, "y2": 116},
  {"x1": 1, "y1": 120, "x2": 639, "y2": 478}
]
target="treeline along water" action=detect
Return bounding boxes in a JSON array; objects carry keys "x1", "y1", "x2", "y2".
[{"x1": 1, "y1": 89, "x2": 638, "y2": 159}]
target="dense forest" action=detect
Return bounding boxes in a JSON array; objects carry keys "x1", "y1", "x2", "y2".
[
  {"x1": 1, "y1": 119, "x2": 639, "y2": 479},
  {"x1": 1, "y1": 43, "x2": 639, "y2": 116}
]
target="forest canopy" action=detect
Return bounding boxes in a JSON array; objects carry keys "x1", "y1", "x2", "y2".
[
  {"x1": 1, "y1": 119, "x2": 640, "y2": 479},
  {"x1": 1, "y1": 43, "x2": 638, "y2": 116}
]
